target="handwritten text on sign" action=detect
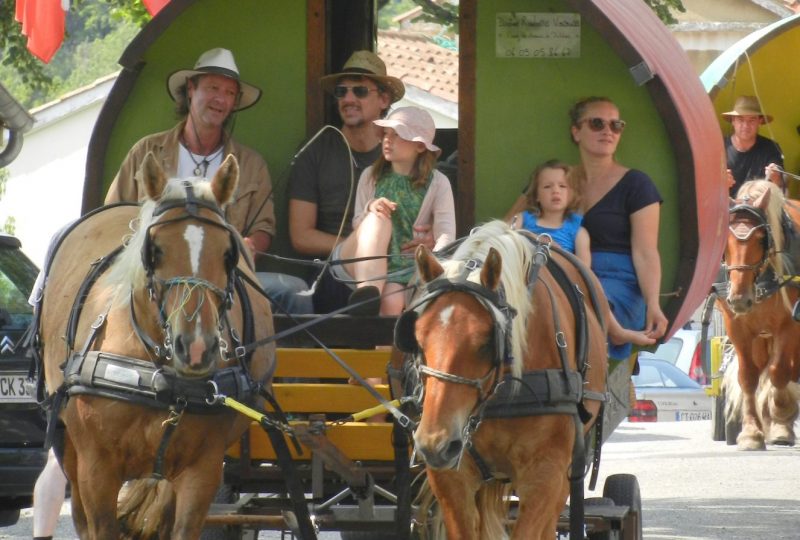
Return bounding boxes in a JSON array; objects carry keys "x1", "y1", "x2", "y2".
[{"x1": 496, "y1": 13, "x2": 580, "y2": 58}]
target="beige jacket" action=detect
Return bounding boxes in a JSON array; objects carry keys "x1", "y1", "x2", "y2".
[{"x1": 105, "y1": 122, "x2": 275, "y2": 238}]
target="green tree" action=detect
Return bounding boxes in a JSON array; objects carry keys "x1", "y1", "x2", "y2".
[
  {"x1": 0, "y1": 0, "x2": 146, "y2": 109},
  {"x1": 0, "y1": 169, "x2": 13, "y2": 235}
]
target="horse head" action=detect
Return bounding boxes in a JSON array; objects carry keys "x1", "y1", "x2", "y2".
[
  {"x1": 725, "y1": 180, "x2": 783, "y2": 314},
  {"x1": 406, "y1": 222, "x2": 534, "y2": 471},
  {"x1": 109, "y1": 152, "x2": 242, "y2": 377}
]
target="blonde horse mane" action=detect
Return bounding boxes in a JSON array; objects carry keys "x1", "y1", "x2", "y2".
[
  {"x1": 442, "y1": 220, "x2": 534, "y2": 379},
  {"x1": 102, "y1": 178, "x2": 222, "y2": 305}
]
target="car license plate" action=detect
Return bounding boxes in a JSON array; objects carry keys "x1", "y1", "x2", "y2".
[
  {"x1": 676, "y1": 410, "x2": 711, "y2": 421},
  {"x1": 0, "y1": 372, "x2": 35, "y2": 403}
]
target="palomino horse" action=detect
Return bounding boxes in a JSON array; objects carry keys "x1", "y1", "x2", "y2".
[
  {"x1": 720, "y1": 179, "x2": 800, "y2": 451},
  {"x1": 37, "y1": 153, "x2": 274, "y2": 539},
  {"x1": 396, "y1": 221, "x2": 609, "y2": 539}
]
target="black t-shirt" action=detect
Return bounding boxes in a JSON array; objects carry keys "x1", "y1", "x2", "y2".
[
  {"x1": 583, "y1": 169, "x2": 663, "y2": 254},
  {"x1": 288, "y1": 128, "x2": 381, "y2": 236},
  {"x1": 725, "y1": 135, "x2": 783, "y2": 197}
]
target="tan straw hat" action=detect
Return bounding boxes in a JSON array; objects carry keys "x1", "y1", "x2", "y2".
[
  {"x1": 374, "y1": 107, "x2": 440, "y2": 154},
  {"x1": 722, "y1": 95, "x2": 773, "y2": 124},
  {"x1": 320, "y1": 50, "x2": 405, "y2": 103},
  {"x1": 167, "y1": 48, "x2": 262, "y2": 112}
]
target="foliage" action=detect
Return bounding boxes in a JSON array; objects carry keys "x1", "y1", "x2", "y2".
[
  {"x1": 0, "y1": 169, "x2": 12, "y2": 235},
  {"x1": 0, "y1": 0, "x2": 145, "y2": 109},
  {"x1": 643, "y1": 0, "x2": 686, "y2": 25}
]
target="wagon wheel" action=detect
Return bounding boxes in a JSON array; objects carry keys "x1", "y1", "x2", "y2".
[
  {"x1": 711, "y1": 388, "x2": 726, "y2": 441},
  {"x1": 201, "y1": 483, "x2": 242, "y2": 540},
  {"x1": 588, "y1": 474, "x2": 642, "y2": 540},
  {"x1": 725, "y1": 415, "x2": 742, "y2": 446}
]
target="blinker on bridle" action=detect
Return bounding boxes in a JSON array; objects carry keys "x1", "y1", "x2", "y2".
[{"x1": 723, "y1": 202, "x2": 772, "y2": 274}]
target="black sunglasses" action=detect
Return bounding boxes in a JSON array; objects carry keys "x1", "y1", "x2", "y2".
[
  {"x1": 333, "y1": 85, "x2": 377, "y2": 99},
  {"x1": 579, "y1": 117, "x2": 626, "y2": 134}
]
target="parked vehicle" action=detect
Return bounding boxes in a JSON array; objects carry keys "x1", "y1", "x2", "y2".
[
  {"x1": 0, "y1": 234, "x2": 45, "y2": 526},
  {"x1": 629, "y1": 358, "x2": 712, "y2": 422},
  {"x1": 638, "y1": 328, "x2": 708, "y2": 385}
]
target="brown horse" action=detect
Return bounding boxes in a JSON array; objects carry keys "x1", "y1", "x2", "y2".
[
  {"x1": 38, "y1": 153, "x2": 274, "y2": 539},
  {"x1": 720, "y1": 179, "x2": 800, "y2": 451},
  {"x1": 398, "y1": 221, "x2": 609, "y2": 539}
]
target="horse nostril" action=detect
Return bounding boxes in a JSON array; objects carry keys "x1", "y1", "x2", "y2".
[
  {"x1": 173, "y1": 335, "x2": 186, "y2": 358},
  {"x1": 443, "y1": 438, "x2": 463, "y2": 461}
]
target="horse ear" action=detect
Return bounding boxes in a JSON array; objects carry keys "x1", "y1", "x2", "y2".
[
  {"x1": 141, "y1": 152, "x2": 167, "y2": 200},
  {"x1": 415, "y1": 245, "x2": 444, "y2": 283},
  {"x1": 211, "y1": 154, "x2": 240, "y2": 207},
  {"x1": 480, "y1": 247, "x2": 502, "y2": 291},
  {"x1": 753, "y1": 184, "x2": 771, "y2": 210}
]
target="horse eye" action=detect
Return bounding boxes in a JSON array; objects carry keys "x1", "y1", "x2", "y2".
[{"x1": 151, "y1": 244, "x2": 163, "y2": 267}]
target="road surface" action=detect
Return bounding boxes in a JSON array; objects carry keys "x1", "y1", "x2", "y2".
[{"x1": 2, "y1": 420, "x2": 800, "y2": 539}]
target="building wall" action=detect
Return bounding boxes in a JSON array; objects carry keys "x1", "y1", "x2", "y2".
[{"x1": 1, "y1": 79, "x2": 112, "y2": 266}]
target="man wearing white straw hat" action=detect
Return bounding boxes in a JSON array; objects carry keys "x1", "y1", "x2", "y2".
[
  {"x1": 104, "y1": 47, "x2": 312, "y2": 314},
  {"x1": 723, "y1": 95, "x2": 784, "y2": 196}
]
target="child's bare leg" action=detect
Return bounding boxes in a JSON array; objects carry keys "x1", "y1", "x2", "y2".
[
  {"x1": 380, "y1": 282, "x2": 406, "y2": 316},
  {"x1": 341, "y1": 212, "x2": 392, "y2": 290}
]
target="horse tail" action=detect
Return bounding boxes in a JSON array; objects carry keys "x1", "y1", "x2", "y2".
[
  {"x1": 476, "y1": 481, "x2": 511, "y2": 540},
  {"x1": 117, "y1": 478, "x2": 175, "y2": 540},
  {"x1": 723, "y1": 353, "x2": 741, "y2": 426}
]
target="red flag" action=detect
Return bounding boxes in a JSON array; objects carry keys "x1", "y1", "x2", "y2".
[
  {"x1": 142, "y1": 0, "x2": 170, "y2": 16},
  {"x1": 14, "y1": 0, "x2": 65, "y2": 63}
]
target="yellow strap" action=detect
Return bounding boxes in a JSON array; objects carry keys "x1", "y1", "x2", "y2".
[{"x1": 221, "y1": 395, "x2": 402, "y2": 425}]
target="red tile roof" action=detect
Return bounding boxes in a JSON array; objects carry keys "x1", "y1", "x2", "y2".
[{"x1": 378, "y1": 30, "x2": 459, "y2": 104}]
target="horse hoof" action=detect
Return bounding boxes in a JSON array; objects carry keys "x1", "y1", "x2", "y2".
[
  {"x1": 736, "y1": 433, "x2": 766, "y2": 451},
  {"x1": 767, "y1": 424, "x2": 796, "y2": 447},
  {"x1": 769, "y1": 437, "x2": 795, "y2": 447}
]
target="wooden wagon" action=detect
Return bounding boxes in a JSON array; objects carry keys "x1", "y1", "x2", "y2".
[{"x1": 79, "y1": 1, "x2": 727, "y2": 538}]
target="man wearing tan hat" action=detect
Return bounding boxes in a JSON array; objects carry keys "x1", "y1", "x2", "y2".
[
  {"x1": 288, "y1": 50, "x2": 431, "y2": 313},
  {"x1": 723, "y1": 95, "x2": 784, "y2": 196},
  {"x1": 104, "y1": 47, "x2": 312, "y2": 314}
]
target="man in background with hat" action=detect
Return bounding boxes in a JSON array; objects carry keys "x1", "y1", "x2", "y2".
[
  {"x1": 105, "y1": 47, "x2": 312, "y2": 314},
  {"x1": 288, "y1": 50, "x2": 432, "y2": 313},
  {"x1": 723, "y1": 95, "x2": 784, "y2": 197}
]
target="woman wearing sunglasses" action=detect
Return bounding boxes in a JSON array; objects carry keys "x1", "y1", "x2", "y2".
[{"x1": 569, "y1": 96, "x2": 668, "y2": 360}]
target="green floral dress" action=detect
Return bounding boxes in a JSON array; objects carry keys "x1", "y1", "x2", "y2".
[{"x1": 374, "y1": 171, "x2": 431, "y2": 284}]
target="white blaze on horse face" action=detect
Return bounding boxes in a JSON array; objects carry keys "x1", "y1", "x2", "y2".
[
  {"x1": 438, "y1": 305, "x2": 455, "y2": 327},
  {"x1": 183, "y1": 225, "x2": 204, "y2": 275}
]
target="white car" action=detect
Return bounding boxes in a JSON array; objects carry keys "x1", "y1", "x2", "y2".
[{"x1": 629, "y1": 358, "x2": 712, "y2": 422}]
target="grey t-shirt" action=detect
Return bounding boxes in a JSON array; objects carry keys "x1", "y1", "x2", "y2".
[{"x1": 288, "y1": 129, "x2": 381, "y2": 236}]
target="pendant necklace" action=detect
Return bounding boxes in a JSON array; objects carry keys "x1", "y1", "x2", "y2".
[{"x1": 187, "y1": 144, "x2": 224, "y2": 177}]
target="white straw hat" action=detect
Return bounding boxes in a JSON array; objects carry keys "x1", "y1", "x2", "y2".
[{"x1": 167, "y1": 48, "x2": 261, "y2": 112}]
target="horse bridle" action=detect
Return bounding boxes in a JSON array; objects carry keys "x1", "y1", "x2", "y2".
[
  {"x1": 723, "y1": 203, "x2": 773, "y2": 275},
  {"x1": 136, "y1": 181, "x2": 241, "y2": 361},
  {"x1": 394, "y1": 261, "x2": 518, "y2": 413}
]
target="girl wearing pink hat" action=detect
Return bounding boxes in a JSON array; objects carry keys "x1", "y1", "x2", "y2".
[{"x1": 335, "y1": 107, "x2": 456, "y2": 315}]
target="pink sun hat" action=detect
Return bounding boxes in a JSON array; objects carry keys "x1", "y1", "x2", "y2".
[{"x1": 374, "y1": 107, "x2": 440, "y2": 154}]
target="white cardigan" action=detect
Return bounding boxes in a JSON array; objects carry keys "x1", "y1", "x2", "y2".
[{"x1": 353, "y1": 167, "x2": 456, "y2": 251}]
